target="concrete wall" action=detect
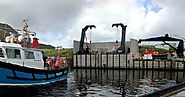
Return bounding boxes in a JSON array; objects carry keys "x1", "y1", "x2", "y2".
[
  {"x1": 73, "y1": 54, "x2": 129, "y2": 68},
  {"x1": 130, "y1": 39, "x2": 139, "y2": 58},
  {"x1": 73, "y1": 54, "x2": 185, "y2": 70},
  {"x1": 73, "y1": 39, "x2": 139, "y2": 54}
]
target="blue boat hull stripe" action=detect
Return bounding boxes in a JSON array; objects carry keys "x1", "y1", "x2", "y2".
[
  {"x1": 6, "y1": 73, "x2": 67, "y2": 81},
  {"x1": 0, "y1": 60, "x2": 68, "y2": 86},
  {"x1": 0, "y1": 61, "x2": 67, "y2": 74}
]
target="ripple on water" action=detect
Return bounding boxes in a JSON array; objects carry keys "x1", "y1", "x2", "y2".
[{"x1": 0, "y1": 69, "x2": 183, "y2": 97}]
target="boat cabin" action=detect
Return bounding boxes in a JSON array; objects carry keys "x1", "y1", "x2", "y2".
[{"x1": 0, "y1": 42, "x2": 44, "y2": 69}]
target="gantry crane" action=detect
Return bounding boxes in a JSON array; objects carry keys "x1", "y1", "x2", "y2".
[
  {"x1": 78, "y1": 25, "x2": 96, "y2": 54},
  {"x1": 112, "y1": 23, "x2": 127, "y2": 53}
]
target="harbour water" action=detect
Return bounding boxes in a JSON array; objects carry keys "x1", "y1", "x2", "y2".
[{"x1": 0, "y1": 68, "x2": 185, "y2": 97}]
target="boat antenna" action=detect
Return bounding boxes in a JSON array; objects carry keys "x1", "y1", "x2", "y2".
[{"x1": 18, "y1": 19, "x2": 32, "y2": 47}]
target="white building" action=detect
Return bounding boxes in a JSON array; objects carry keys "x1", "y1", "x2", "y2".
[{"x1": 73, "y1": 39, "x2": 139, "y2": 56}]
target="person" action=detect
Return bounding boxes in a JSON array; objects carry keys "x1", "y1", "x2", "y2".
[
  {"x1": 59, "y1": 55, "x2": 63, "y2": 62},
  {"x1": 51, "y1": 55, "x2": 57, "y2": 65},
  {"x1": 5, "y1": 36, "x2": 10, "y2": 43},
  {"x1": 59, "y1": 55, "x2": 66, "y2": 67},
  {"x1": 9, "y1": 33, "x2": 15, "y2": 43},
  {"x1": 46, "y1": 57, "x2": 52, "y2": 67},
  {"x1": 54, "y1": 59, "x2": 61, "y2": 70},
  {"x1": 143, "y1": 49, "x2": 149, "y2": 54},
  {"x1": 167, "y1": 51, "x2": 171, "y2": 59},
  {"x1": 43, "y1": 55, "x2": 47, "y2": 68}
]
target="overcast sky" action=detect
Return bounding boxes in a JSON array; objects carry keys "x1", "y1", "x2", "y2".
[{"x1": 0, "y1": 0, "x2": 185, "y2": 47}]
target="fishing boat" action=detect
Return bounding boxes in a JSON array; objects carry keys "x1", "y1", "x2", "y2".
[{"x1": 0, "y1": 20, "x2": 68, "y2": 86}]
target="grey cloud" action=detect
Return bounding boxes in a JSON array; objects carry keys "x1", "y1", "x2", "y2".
[
  {"x1": 148, "y1": 0, "x2": 185, "y2": 39},
  {"x1": 1, "y1": 0, "x2": 185, "y2": 47},
  {"x1": 0, "y1": 0, "x2": 87, "y2": 46}
]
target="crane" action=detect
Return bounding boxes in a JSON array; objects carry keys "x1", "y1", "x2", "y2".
[
  {"x1": 78, "y1": 25, "x2": 96, "y2": 54},
  {"x1": 139, "y1": 34, "x2": 184, "y2": 58},
  {"x1": 112, "y1": 23, "x2": 127, "y2": 53}
]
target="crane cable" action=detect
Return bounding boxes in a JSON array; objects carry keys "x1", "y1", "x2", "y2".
[
  {"x1": 113, "y1": 26, "x2": 119, "y2": 49},
  {"x1": 89, "y1": 28, "x2": 92, "y2": 52},
  {"x1": 84, "y1": 31, "x2": 88, "y2": 48},
  {"x1": 116, "y1": 27, "x2": 119, "y2": 42}
]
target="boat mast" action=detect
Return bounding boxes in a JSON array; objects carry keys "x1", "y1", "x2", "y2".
[
  {"x1": 21, "y1": 19, "x2": 31, "y2": 47},
  {"x1": 23, "y1": 19, "x2": 29, "y2": 36}
]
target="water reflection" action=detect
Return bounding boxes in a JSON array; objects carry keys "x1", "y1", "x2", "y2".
[
  {"x1": 74, "y1": 69, "x2": 185, "y2": 96},
  {"x1": 0, "y1": 69, "x2": 184, "y2": 97},
  {"x1": 0, "y1": 80, "x2": 67, "y2": 97}
]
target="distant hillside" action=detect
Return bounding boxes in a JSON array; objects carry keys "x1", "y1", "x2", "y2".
[
  {"x1": 40, "y1": 43, "x2": 55, "y2": 49},
  {"x1": 42, "y1": 48, "x2": 73, "y2": 59},
  {"x1": 139, "y1": 45, "x2": 168, "y2": 55},
  {"x1": 0, "y1": 23, "x2": 18, "y2": 41}
]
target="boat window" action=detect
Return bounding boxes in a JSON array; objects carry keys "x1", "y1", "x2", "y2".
[
  {"x1": 0, "y1": 48, "x2": 4, "y2": 58},
  {"x1": 25, "y1": 51, "x2": 35, "y2": 59},
  {"x1": 6, "y1": 48, "x2": 21, "y2": 59}
]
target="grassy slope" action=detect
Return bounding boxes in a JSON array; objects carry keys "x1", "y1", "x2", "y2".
[
  {"x1": 42, "y1": 48, "x2": 73, "y2": 59},
  {"x1": 139, "y1": 45, "x2": 169, "y2": 55}
]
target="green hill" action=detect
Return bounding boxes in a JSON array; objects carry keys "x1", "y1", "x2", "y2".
[
  {"x1": 42, "y1": 48, "x2": 73, "y2": 59},
  {"x1": 40, "y1": 43, "x2": 55, "y2": 49}
]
